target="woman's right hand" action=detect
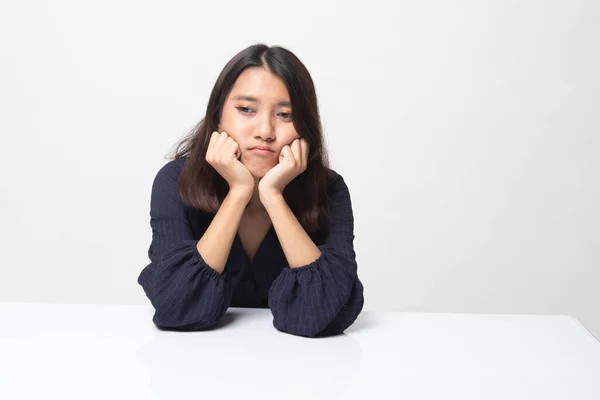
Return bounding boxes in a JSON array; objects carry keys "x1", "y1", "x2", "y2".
[{"x1": 206, "y1": 131, "x2": 255, "y2": 195}]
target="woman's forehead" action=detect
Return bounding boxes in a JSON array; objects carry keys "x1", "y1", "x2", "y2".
[{"x1": 230, "y1": 68, "x2": 290, "y2": 104}]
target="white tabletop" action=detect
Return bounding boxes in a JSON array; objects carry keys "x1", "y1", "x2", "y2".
[{"x1": 1, "y1": 302, "x2": 599, "y2": 400}]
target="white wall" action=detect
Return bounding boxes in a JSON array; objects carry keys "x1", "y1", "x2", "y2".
[{"x1": 1, "y1": 0, "x2": 598, "y2": 337}]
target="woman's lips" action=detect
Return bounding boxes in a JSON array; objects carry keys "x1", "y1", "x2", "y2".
[{"x1": 251, "y1": 148, "x2": 274, "y2": 156}]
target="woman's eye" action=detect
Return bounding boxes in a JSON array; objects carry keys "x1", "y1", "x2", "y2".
[
  {"x1": 236, "y1": 106, "x2": 254, "y2": 114},
  {"x1": 236, "y1": 106, "x2": 291, "y2": 120}
]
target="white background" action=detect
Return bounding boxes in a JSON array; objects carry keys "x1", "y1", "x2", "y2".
[{"x1": 1, "y1": 1, "x2": 598, "y2": 338}]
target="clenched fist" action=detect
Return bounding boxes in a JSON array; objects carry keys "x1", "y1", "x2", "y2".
[{"x1": 206, "y1": 131, "x2": 255, "y2": 195}]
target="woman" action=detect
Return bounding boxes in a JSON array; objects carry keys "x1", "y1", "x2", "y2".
[{"x1": 138, "y1": 44, "x2": 364, "y2": 338}]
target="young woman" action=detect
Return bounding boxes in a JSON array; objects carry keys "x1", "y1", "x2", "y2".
[{"x1": 137, "y1": 44, "x2": 364, "y2": 338}]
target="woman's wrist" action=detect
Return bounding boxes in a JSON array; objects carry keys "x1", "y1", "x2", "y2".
[{"x1": 228, "y1": 186, "x2": 253, "y2": 203}]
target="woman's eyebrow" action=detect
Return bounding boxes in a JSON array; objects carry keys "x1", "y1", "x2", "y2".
[{"x1": 232, "y1": 95, "x2": 291, "y2": 107}]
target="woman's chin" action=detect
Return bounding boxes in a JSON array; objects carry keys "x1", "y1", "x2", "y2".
[
  {"x1": 245, "y1": 163, "x2": 273, "y2": 178},
  {"x1": 250, "y1": 168, "x2": 269, "y2": 178}
]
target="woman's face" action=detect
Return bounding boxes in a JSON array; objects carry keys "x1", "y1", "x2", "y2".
[{"x1": 218, "y1": 67, "x2": 300, "y2": 178}]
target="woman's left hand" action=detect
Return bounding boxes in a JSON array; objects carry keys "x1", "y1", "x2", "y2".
[{"x1": 259, "y1": 137, "x2": 309, "y2": 199}]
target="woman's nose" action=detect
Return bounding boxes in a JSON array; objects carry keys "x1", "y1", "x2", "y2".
[{"x1": 255, "y1": 114, "x2": 275, "y2": 141}]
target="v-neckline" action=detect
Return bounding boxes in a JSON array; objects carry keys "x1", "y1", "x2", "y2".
[{"x1": 235, "y1": 223, "x2": 274, "y2": 268}]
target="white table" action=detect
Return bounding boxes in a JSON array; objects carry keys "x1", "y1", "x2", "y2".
[{"x1": 1, "y1": 303, "x2": 599, "y2": 399}]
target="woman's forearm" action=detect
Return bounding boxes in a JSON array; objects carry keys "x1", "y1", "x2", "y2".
[
  {"x1": 261, "y1": 192, "x2": 322, "y2": 269},
  {"x1": 196, "y1": 189, "x2": 251, "y2": 274}
]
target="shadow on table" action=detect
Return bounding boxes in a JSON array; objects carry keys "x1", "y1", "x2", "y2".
[
  {"x1": 136, "y1": 310, "x2": 364, "y2": 399},
  {"x1": 150, "y1": 309, "x2": 243, "y2": 333},
  {"x1": 343, "y1": 312, "x2": 375, "y2": 334}
]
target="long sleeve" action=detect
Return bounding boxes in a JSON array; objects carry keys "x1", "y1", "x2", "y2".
[
  {"x1": 137, "y1": 160, "x2": 233, "y2": 330},
  {"x1": 267, "y1": 173, "x2": 365, "y2": 338}
]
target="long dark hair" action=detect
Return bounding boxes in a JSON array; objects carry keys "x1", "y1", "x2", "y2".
[{"x1": 168, "y1": 44, "x2": 334, "y2": 233}]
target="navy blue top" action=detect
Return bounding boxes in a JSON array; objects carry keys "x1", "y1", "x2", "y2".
[{"x1": 137, "y1": 157, "x2": 364, "y2": 337}]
